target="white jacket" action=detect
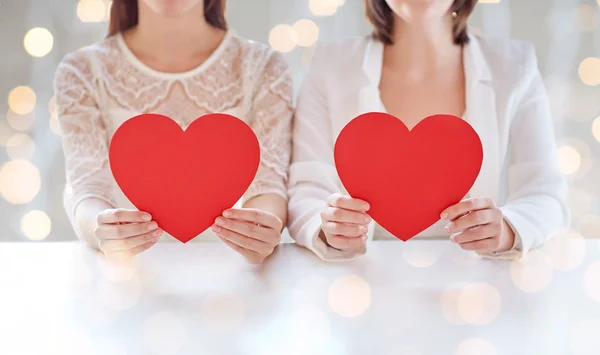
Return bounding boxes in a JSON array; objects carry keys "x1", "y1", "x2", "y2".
[{"x1": 287, "y1": 32, "x2": 570, "y2": 261}]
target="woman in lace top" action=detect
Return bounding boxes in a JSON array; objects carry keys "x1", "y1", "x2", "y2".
[{"x1": 54, "y1": 0, "x2": 293, "y2": 264}]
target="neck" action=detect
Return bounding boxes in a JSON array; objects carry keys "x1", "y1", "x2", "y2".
[
  {"x1": 125, "y1": 2, "x2": 225, "y2": 61},
  {"x1": 384, "y1": 14, "x2": 462, "y2": 77}
]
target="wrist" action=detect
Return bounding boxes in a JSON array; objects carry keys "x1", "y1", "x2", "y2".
[{"x1": 497, "y1": 220, "x2": 516, "y2": 252}]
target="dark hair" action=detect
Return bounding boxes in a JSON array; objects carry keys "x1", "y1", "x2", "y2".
[
  {"x1": 365, "y1": 0, "x2": 477, "y2": 45},
  {"x1": 107, "y1": 0, "x2": 227, "y2": 37}
]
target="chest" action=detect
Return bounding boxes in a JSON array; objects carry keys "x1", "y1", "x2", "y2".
[{"x1": 379, "y1": 70, "x2": 466, "y2": 129}]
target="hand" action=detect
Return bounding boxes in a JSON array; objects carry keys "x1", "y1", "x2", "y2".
[
  {"x1": 211, "y1": 208, "x2": 283, "y2": 264},
  {"x1": 319, "y1": 193, "x2": 371, "y2": 251},
  {"x1": 94, "y1": 209, "x2": 162, "y2": 260},
  {"x1": 441, "y1": 198, "x2": 515, "y2": 254}
]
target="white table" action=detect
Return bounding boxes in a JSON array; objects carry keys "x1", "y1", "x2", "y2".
[{"x1": 1, "y1": 237, "x2": 599, "y2": 355}]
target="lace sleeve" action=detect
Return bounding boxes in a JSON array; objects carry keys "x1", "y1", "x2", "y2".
[
  {"x1": 244, "y1": 50, "x2": 293, "y2": 202},
  {"x1": 54, "y1": 57, "x2": 117, "y2": 224}
]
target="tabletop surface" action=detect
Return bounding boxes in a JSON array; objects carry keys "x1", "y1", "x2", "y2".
[{"x1": 1, "y1": 237, "x2": 599, "y2": 355}]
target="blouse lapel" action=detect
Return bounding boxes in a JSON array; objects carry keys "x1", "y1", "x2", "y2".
[{"x1": 463, "y1": 33, "x2": 500, "y2": 202}]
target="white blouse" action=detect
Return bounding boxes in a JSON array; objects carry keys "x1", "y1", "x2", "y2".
[
  {"x1": 54, "y1": 30, "x2": 293, "y2": 242},
  {"x1": 287, "y1": 32, "x2": 570, "y2": 261}
]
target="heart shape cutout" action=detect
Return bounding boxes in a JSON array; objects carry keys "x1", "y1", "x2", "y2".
[
  {"x1": 334, "y1": 112, "x2": 483, "y2": 241},
  {"x1": 109, "y1": 113, "x2": 260, "y2": 243}
]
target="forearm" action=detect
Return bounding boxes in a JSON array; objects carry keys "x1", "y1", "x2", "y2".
[
  {"x1": 243, "y1": 194, "x2": 287, "y2": 232},
  {"x1": 73, "y1": 198, "x2": 112, "y2": 250}
]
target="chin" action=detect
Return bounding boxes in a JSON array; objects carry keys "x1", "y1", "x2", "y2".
[
  {"x1": 385, "y1": 0, "x2": 453, "y2": 21},
  {"x1": 144, "y1": 0, "x2": 201, "y2": 15}
]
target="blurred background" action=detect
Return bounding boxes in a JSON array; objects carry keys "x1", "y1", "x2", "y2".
[{"x1": 0, "y1": 0, "x2": 599, "y2": 242}]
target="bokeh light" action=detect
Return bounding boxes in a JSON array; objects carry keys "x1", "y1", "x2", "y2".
[
  {"x1": 440, "y1": 282, "x2": 468, "y2": 325},
  {"x1": 96, "y1": 253, "x2": 139, "y2": 282},
  {"x1": 293, "y1": 19, "x2": 320, "y2": 47},
  {"x1": 142, "y1": 312, "x2": 187, "y2": 355},
  {"x1": 6, "y1": 133, "x2": 35, "y2": 160},
  {"x1": 584, "y1": 261, "x2": 600, "y2": 303},
  {"x1": 96, "y1": 278, "x2": 142, "y2": 311},
  {"x1": 510, "y1": 250, "x2": 553, "y2": 293},
  {"x1": 8, "y1": 86, "x2": 36, "y2": 115},
  {"x1": 78, "y1": 0, "x2": 107, "y2": 23},
  {"x1": 579, "y1": 214, "x2": 600, "y2": 238},
  {"x1": 558, "y1": 144, "x2": 581, "y2": 175},
  {"x1": 20, "y1": 210, "x2": 51, "y2": 241},
  {"x1": 0, "y1": 160, "x2": 41, "y2": 204},
  {"x1": 579, "y1": 57, "x2": 600, "y2": 86},
  {"x1": 269, "y1": 24, "x2": 298, "y2": 53},
  {"x1": 50, "y1": 115, "x2": 62, "y2": 136},
  {"x1": 105, "y1": 1, "x2": 113, "y2": 21},
  {"x1": 309, "y1": 0, "x2": 340, "y2": 16},
  {"x1": 593, "y1": 116, "x2": 600, "y2": 143},
  {"x1": 401, "y1": 244, "x2": 441, "y2": 267},
  {"x1": 7, "y1": 109, "x2": 34, "y2": 131},
  {"x1": 23, "y1": 27, "x2": 53, "y2": 57},
  {"x1": 457, "y1": 283, "x2": 501, "y2": 325},
  {"x1": 456, "y1": 338, "x2": 498, "y2": 355},
  {"x1": 571, "y1": 318, "x2": 600, "y2": 355},
  {"x1": 301, "y1": 45, "x2": 317, "y2": 67},
  {"x1": 544, "y1": 229, "x2": 586, "y2": 270},
  {"x1": 0, "y1": 121, "x2": 11, "y2": 147},
  {"x1": 200, "y1": 292, "x2": 244, "y2": 332},
  {"x1": 577, "y1": 4, "x2": 599, "y2": 32},
  {"x1": 328, "y1": 274, "x2": 371, "y2": 317}
]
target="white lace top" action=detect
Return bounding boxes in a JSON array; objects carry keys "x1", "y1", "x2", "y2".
[{"x1": 54, "y1": 30, "x2": 293, "y2": 241}]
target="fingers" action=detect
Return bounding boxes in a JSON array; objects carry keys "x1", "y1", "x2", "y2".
[
  {"x1": 441, "y1": 198, "x2": 496, "y2": 221},
  {"x1": 457, "y1": 237, "x2": 500, "y2": 253},
  {"x1": 222, "y1": 209, "x2": 282, "y2": 230},
  {"x1": 445, "y1": 209, "x2": 499, "y2": 234},
  {"x1": 322, "y1": 221, "x2": 368, "y2": 238},
  {"x1": 217, "y1": 235, "x2": 264, "y2": 264},
  {"x1": 325, "y1": 233, "x2": 367, "y2": 250},
  {"x1": 327, "y1": 193, "x2": 370, "y2": 212},
  {"x1": 99, "y1": 228, "x2": 163, "y2": 252},
  {"x1": 321, "y1": 207, "x2": 371, "y2": 225},
  {"x1": 213, "y1": 226, "x2": 273, "y2": 254},
  {"x1": 107, "y1": 238, "x2": 160, "y2": 260},
  {"x1": 97, "y1": 209, "x2": 152, "y2": 225},
  {"x1": 451, "y1": 225, "x2": 497, "y2": 244},
  {"x1": 214, "y1": 217, "x2": 278, "y2": 244},
  {"x1": 96, "y1": 221, "x2": 159, "y2": 240}
]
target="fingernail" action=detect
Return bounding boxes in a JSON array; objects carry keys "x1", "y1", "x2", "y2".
[
  {"x1": 148, "y1": 222, "x2": 158, "y2": 230},
  {"x1": 441, "y1": 212, "x2": 448, "y2": 220},
  {"x1": 450, "y1": 235, "x2": 456, "y2": 243},
  {"x1": 153, "y1": 229, "x2": 162, "y2": 237},
  {"x1": 362, "y1": 235, "x2": 368, "y2": 243},
  {"x1": 142, "y1": 213, "x2": 152, "y2": 221},
  {"x1": 445, "y1": 224, "x2": 451, "y2": 232},
  {"x1": 364, "y1": 215, "x2": 371, "y2": 223},
  {"x1": 223, "y1": 210, "x2": 232, "y2": 218},
  {"x1": 215, "y1": 217, "x2": 225, "y2": 226},
  {"x1": 212, "y1": 225, "x2": 221, "y2": 232}
]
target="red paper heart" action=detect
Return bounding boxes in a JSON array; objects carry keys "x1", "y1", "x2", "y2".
[
  {"x1": 109, "y1": 113, "x2": 260, "y2": 243},
  {"x1": 334, "y1": 113, "x2": 483, "y2": 241}
]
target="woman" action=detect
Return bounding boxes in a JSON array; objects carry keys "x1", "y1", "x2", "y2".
[
  {"x1": 287, "y1": 0, "x2": 569, "y2": 261},
  {"x1": 54, "y1": 0, "x2": 292, "y2": 264}
]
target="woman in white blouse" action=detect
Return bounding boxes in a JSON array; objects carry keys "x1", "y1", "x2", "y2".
[
  {"x1": 54, "y1": 0, "x2": 292, "y2": 264},
  {"x1": 287, "y1": 0, "x2": 569, "y2": 261}
]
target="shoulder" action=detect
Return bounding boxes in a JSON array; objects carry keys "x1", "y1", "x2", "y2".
[
  {"x1": 54, "y1": 36, "x2": 119, "y2": 86},
  {"x1": 233, "y1": 35, "x2": 290, "y2": 76},
  {"x1": 473, "y1": 34, "x2": 539, "y2": 82}
]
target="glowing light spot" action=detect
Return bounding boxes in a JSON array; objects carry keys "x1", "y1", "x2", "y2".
[
  {"x1": 269, "y1": 24, "x2": 298, "y2": 53},
  {"x1": 456, "y1": 338, "x2": 498, "y2": 355},
  {"x1": 579, "y1": 214, "x2": 600, "y2": 238},
  {"x1": 510, "y1": 250, "x2": 553, "y2": 293},
  {"x1": 24, "y1": 27, "x2": 53, "y2": 57},
  {"x1": 6, "y1": 133, "x2": 35, "y2": 160},
  {"x1": 328, "y1": 274, "x2": 371, "y2": 317},
  {"x1": 457, "y1": 283, "x2": 501, "y2": 325},
  {"x1": 309, "y1": 0, "x2": 339, "y2": 16},
  {"x1": 20, "y1": 210, "x2": 51, "y2": 241},
  {"x1": 7, "y1": 110, "x2": 34, "y2": 131},
  {"x1": 8, "y1": 86, "x2": 36, "y2": 115},
  {"x1": 558, "y1": 145, "x2": 581, "y2": 175},
  {"x1": 293, "y1": 19, "x2": 319, "y2": 47},
  {"x1": 200, "y1": 292, "x2": 244, "y2": 332},
  {"x1": 143, "y1": 312, "x2": 187, "y2": 355},
  {"x1": 0, "y1": 160, "x2": 41, "y2": 204},
  {"x1": 568, "y1": 188, "x2": 593, "y2": 218},
  {"x1": 401, "y1": 243, "x2": 441, "y2": 267},
  {"x1": 440, "y1": 282, "x2": 468, "y2": 325},
  {"x1": 592, "y1": 116, "x2": 600, "y2": 143},
  {"x1": 77, "y1": 0, "x2": 107, "y2": 23},
  {"x1": 579, "y1": 57, "x2": 600, "y2": 86}
]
